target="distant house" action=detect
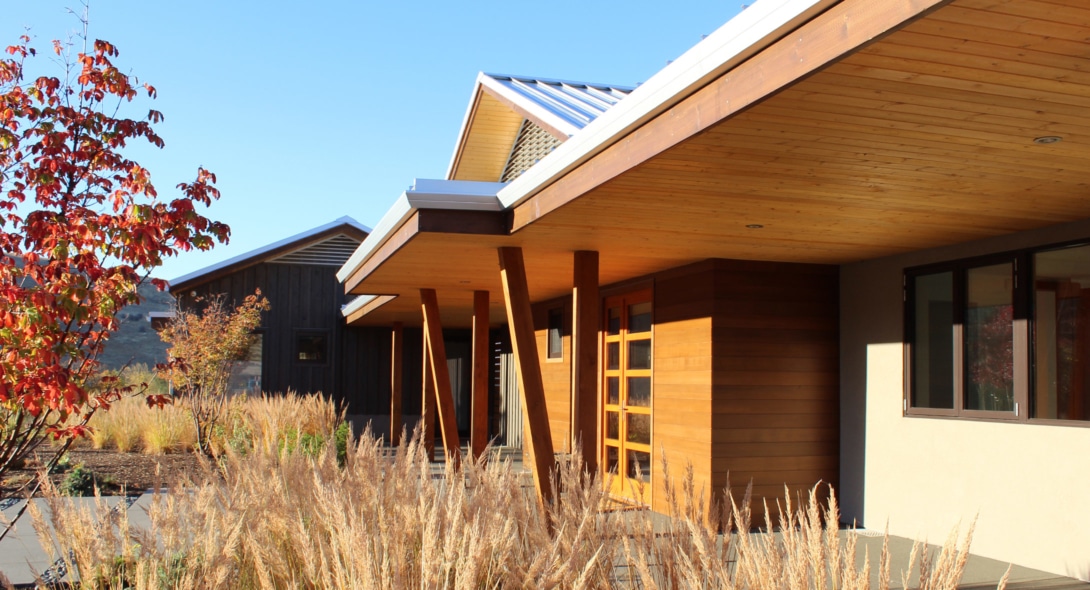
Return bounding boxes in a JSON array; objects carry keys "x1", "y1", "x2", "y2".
[
  {"x1": 334, "y1": 0, "x2": 1090, "y2": 582},
  {"x1": 168, "y1": 217, "x2": 404, "y2": 423}
]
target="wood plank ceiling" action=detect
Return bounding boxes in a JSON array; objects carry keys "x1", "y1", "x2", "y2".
[{"x1": 348, "y1": 0, "x2": 1090, "y2": 326}]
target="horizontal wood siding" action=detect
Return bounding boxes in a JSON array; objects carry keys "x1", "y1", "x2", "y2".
[
  {"x1": 710, "y1": 259, "x2": 839, "y2": 523},
  {"x1": 651, "y1": 261, "x2": 715, "y2": 514},
  {"x1": 533, "y1": 297, "x2": 572, "y2": 454}
]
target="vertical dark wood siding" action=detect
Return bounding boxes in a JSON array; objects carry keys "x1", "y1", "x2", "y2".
[{"x1": 175, "y1": 262, "x2": 398, "y2": 414}]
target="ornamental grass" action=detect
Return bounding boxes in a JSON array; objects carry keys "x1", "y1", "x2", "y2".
[{"x1": 27, "y1": 413, "x2": 997, "y2": 590}]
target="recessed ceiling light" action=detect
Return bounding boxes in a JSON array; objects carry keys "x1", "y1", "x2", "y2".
[
  {"x1": 746, "y1": 224, "x2": 764, "y2": 229},
  {"x1": 1034, "y1": 136, "x2": 1062, "y2": 145}
]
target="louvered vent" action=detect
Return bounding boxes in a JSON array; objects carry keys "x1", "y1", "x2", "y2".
[
  {"x1": 501, "y1": 119, "x2": 561, "y2": 182},
  {"x1": 270, "y1": 234, "x2": 362, "y2": 266}
]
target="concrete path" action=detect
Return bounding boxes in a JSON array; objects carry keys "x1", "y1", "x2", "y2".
[{"x1": 1, "y1": 495, "x2": 134, "y2": 588}]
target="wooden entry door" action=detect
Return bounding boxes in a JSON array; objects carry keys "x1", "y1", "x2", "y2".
[{"x1": 602, "y1": 289, "x2": 653, "y2": 502}]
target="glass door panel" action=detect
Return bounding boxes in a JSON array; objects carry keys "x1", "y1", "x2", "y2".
[{"x1": 602, "y1": 289, "x2": 653, "y2": 502}]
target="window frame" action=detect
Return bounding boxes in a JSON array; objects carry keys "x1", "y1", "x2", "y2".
[
  {"x1": 294, "y1": 330, "x2": 330, "y2": 365},
  {"x1": 904, "y1": 251, "x2": 1029, "y2": 422},
  {"x1": 546, "y1": 306, "x2": 564, "y2": 361}
]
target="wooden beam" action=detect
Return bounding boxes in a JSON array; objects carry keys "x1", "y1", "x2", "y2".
[
  {"x1": 571, "y1": 251, "x2": 599, "y2": 472},
  {"x1": 471, "y1": 290, "x2": 490, "y2": 458},
  {"x1": 390, "y1": 322, "x2": 403, "y2": 446},
  {"x1": 497, "y1": 247, "x2": 556, "y2": 505},
  {"x1": 422, "y1": 327, "x2": 435, "y2": 461},
  {"x1": 421, "y1": 288, "x2": 462, "y2": 467}
]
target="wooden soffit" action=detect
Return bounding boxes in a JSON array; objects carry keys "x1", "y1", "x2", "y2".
[
  {"x1": 347, "y1": 0, "x2": 1090, "y2": 326},
  {"x1": 512, "y1": 0, "x2": 1090, "y2": 264},
  {"x1": 448, "y1": 90, "x2": 527, "y2": 182}
]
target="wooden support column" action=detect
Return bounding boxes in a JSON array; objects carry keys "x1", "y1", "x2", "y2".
[
  {"x1": 390, "y1": 322, "x2": 404, "y2": 446},
  {"x1": 498, "y1": 247, "x2": 555, "y2": 505},
  {"x1": 422, "y1": 328, "x2": 435, "y2": 461},
  {"x1": 571, "y1": 251, "x2": 599, "y2": 472},
  {"x1": 471, "y1": 290, "x2": 490, "y2": 459},
  {"x1": 421, "y1": 288, "x2": 462, "y2": 467}
]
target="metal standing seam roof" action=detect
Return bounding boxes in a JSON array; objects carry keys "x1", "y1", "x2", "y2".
[{"x1": 481, "y1": 74, "x2": 634, "y2": 136}]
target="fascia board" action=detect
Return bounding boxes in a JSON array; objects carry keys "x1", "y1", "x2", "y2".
[
  {"x1": 341, "y1": 294, "x2": 376, "y2": 317},
  {"x1": 336, "y1": 194, "x2": 413, "y2": 284},
  {"x1": 496, "y1": 0, "x2": 835, "y2": 211},
  {"x1": 335, "y1": 180, "x2": 506, "y2": 284}
]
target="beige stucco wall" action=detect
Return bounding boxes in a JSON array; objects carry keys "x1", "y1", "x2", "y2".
[{"x1": 841, "y1": 217, "x2": 1090, "y2": 581}]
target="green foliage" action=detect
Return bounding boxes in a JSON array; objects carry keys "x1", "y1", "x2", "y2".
[
  {"x1": 59, "y1": 462, "x2": 96, "y2": 496},
  {"x1": 335, "y1": 421, "x2": 350, "y2": 466},
  {"x1": 211, "y1": 411, "x2": 254, "y2": 457},
  {"x1": 277, "y1": 427, "x2": 324, "y2": 458},
  {"x1": 48, "y1": 452, "x2": 71, "y2": 475}
]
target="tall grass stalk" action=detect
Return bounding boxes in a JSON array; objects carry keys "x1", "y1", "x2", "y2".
[{"x1": 31, "y1": 426, "x2": 992, "y2": 589}]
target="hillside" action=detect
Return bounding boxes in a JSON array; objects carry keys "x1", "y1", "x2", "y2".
[{"x1": 97, "y1": 281, "x2": 174, "y2": 370}]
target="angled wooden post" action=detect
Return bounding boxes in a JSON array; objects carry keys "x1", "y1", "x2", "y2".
[
  {"x1": 471, "y1": 290, "x2": 490, "y2": 459},
  {"x1": 572, "y1": 251, "x2": 600, "y2": 472},
  {"x1": 498, "y1": 247, "x2": 555, "y2": 506},
  {"x1": 389, "y1": 322, "x2": 404, "y2": 446},
  {"x1": 422, "y1": 327, "x2": 435, "y2": 461},
  {"x1": 421, "y1": 288, "x2": 462, "y2": 468}
]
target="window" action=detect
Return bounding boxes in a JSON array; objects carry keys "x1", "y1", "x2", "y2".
[
  {"x1": 547, "y1": 307, "x2": 563, "y2": 360},
  {"x1": 296, "y1": 331, "x2": 328, "y2": 364},
  {"x1": 228, "y1": 334, "x2": 263, "y2": 396},
  {"x1": 1033, "y1": 245, "x2": 1090, "y2": 421},
  {"x1": 906, "y1": 240, "x2": 1090, "y2": 423}
]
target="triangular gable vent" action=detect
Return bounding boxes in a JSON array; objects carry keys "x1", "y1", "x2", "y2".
[
  {"x1": 501, "y1": 119, "x2": 562, "y2": 182},
  {"x1": 270, "y1": 234, "x2": 363, "y2": 266}
]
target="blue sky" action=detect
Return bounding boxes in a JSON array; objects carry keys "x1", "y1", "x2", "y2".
[{"x1": 2, "y1": 1, "x2": 745, "y2": 282}]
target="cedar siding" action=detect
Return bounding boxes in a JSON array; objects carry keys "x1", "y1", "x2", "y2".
[
  {"x1": 588, "y1": 259, "x2": 839, "y2": 517},
  {"x1": 532, "y1": 296, "x2": 574, "y2": 454},
  {"x1": 710, "y1": 259, "x2": 839, "y2": 514}
]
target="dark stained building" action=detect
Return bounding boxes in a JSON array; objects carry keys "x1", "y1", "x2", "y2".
[{"x1": 169, "y1": 217, "x2": 418, "y2": 422}]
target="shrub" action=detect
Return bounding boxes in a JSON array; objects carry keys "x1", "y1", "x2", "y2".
[
  {"x1": 59, "y1": 463, "x2": 96, "y2": 496},
  {"x1": 159, "y1": 291, "x2": 269, "y2": 455}
]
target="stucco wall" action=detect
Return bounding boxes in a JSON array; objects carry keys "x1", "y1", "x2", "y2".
[{"x1": 841, "y1": 217, "x2": 1090, "y2": 581}]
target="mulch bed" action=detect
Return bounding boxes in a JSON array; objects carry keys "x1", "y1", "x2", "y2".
[{"x1": 2, "y1": 444, "x2": 205, "y2": 497}]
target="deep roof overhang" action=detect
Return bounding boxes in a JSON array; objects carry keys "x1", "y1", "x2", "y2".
[{"x1": 341, "y1": 0, "x2": 1090, "y2": 327}]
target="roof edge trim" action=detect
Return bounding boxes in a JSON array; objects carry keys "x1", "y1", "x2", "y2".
[
  {"x1": 171, "y1": 216, "x2": 371, "y2": 290},
  {"x1": 496, "y1": 0, "x2": 836, "y2": 211},
  {"x1": 335, "y1": 179, "x2": 506, "y2": 284}
]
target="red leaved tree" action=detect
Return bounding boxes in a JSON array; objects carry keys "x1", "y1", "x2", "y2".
[{"x1": 0, "y1": 32, "x2": 228, "y2": 497}]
